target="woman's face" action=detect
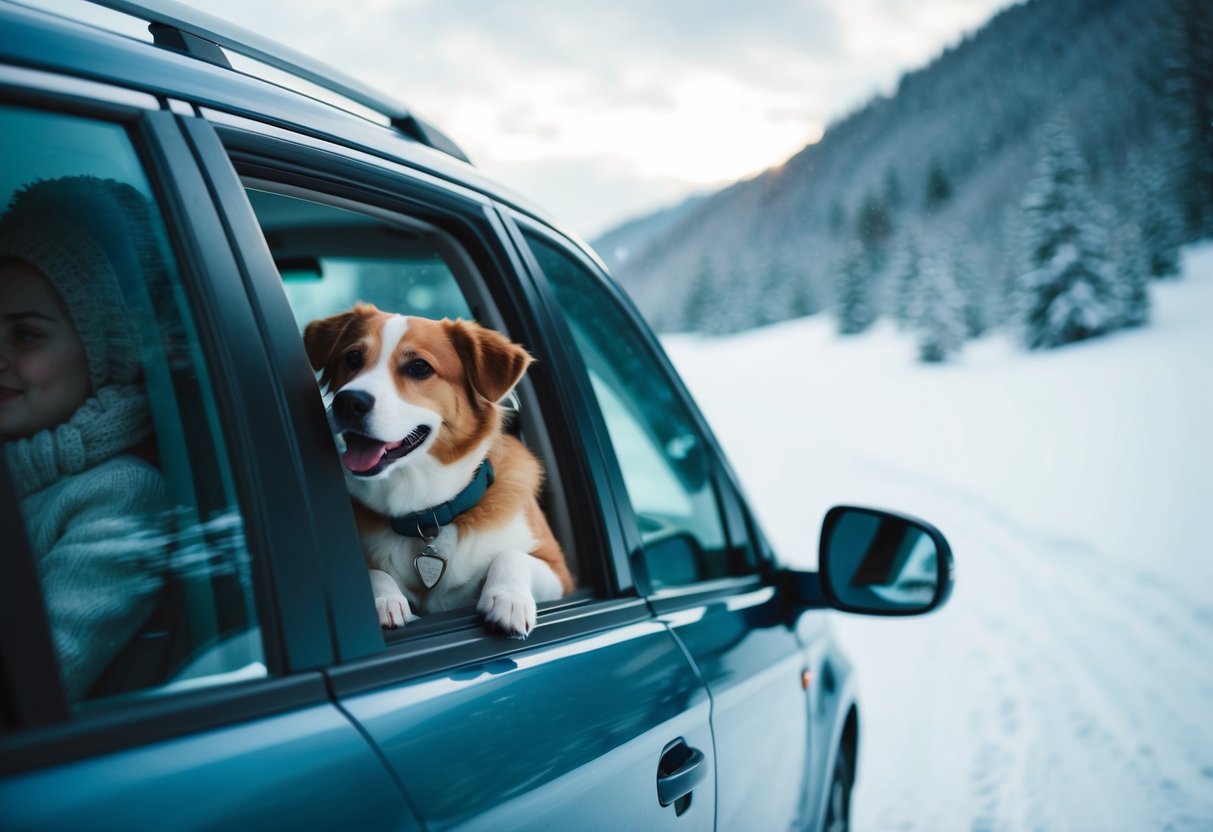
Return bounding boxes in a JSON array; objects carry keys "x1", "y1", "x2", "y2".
[{"x1": 0, "y1": 260, "x2": 90, "y2": 440}]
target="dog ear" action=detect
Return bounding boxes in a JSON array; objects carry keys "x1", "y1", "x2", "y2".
[
  {"x1": 444, "y1": 319, "x2": 534, "y2": 407},
  {"x1": 304, "y1": 303, "x2": 378, "y2": 390}
]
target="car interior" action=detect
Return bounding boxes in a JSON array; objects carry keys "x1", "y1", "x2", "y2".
[{"x1": 241, "y1": 185, "x2": 592, "y2": 637}]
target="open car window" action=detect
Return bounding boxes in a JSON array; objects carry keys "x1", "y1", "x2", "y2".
[
  {"x1": 241, "y1": 184, "x2": 587, "y2": 631},
  {"x1": 246, "y1": 188, "x2": 475, "y2": 328}
]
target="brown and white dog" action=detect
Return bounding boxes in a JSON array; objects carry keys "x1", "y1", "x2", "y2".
[{"x1": 304, "y1": 303, "x2": 573, "y2": 638}]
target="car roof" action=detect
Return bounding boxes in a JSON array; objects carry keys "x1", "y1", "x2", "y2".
[
  {"x1": 89, "y1": 0, "x2": 472, "y2": 162},
  {"x1": 0, "y1": 0, "x2": 607, "y2": 270}
]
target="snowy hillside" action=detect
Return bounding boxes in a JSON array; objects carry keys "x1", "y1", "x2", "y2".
[
  {"x1": 615, "y1": 0, "x2": 1212, "y2": 339},
  {"x1": 662, "y1": 243, "x2": 1213, "y2": 830},
  {"x1": 591, "y1": 190, "x2": 712, "y2": 274}
]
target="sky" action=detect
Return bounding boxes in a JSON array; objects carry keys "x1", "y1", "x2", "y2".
[{"x1": 100, "y1": 0, "x2": 1015, "y2": 238}]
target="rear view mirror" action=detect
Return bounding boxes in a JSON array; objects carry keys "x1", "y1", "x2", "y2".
[
  {"x1": 275, "y1": 256, "x2": 324, "y2": 281},
  {"x1": 820, "y1": 506, "x2": 954, "y2": 616}
]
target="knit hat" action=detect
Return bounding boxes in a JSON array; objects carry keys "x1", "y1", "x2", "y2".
[{"x1": 0, "y1": 176, "x2": 164, "y2": 390}]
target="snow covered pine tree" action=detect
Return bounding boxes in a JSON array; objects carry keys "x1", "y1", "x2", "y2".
[
  {"x1": 915, "y1": 252, "x2": 966, "y2": 362},
  {"x1": 1108, "y1": 220, "x2": 1150, "y2": 328},
  {"x1": 891, "y1": 225, "x2": 923, "y2": 329},
  {"x1": 1016, "y1": 120, "x2": 1117, "y2": 349},
  {"x1": 834, "y1": 240, "x2": 876, "y2": 335}
]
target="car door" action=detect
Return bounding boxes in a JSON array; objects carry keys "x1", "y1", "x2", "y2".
[
  {"x1": 202, "y1": 113, "x2": 718, "y2": 831},
  {"x1": 512, "y1": 219, "x2": 818, "y2": 832},
  {"x1": 0, "y1": 37, "x2": 415, "y2": 830}
]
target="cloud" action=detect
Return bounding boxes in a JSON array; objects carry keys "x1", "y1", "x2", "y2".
[
  {"x1": 484, "y1": 154, "x2": 721, "y2": 240},
  {"x1": 182, "y1": 0, "x2": 1018, "y2": 234}
]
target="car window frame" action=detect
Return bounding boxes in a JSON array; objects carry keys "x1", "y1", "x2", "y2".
[
  {"x1": 500, "y1": 211, "x2": 775, "y2": 602},
  {"x1": 205, "y1": 116, "x2": 658, "y2": 698},
  {"x1": 0, "y1": 71, "x2": 336, "y2": 776}
]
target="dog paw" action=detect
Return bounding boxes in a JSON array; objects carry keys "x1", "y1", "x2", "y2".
[
  {"x1": 376, "y1": 591, "x2": 418, "y2": 629},
  {"x1": 476, "y1": 585, "x2": 536, "y2": 638}
]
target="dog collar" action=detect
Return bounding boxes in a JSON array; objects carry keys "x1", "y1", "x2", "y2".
[{"x1": 389, "y1": 459, "x2": 495, "y2": 539}]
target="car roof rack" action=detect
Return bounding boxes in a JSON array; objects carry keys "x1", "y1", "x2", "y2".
[{"x1": 86, "y1": 0, "x2": 471, "y2": 163}]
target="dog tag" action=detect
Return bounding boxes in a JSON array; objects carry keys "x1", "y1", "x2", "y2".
[{"x1": 414, "y1": 545, "x2": 447, "y2": 589}]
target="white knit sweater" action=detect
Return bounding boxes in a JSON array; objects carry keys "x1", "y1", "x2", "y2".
[{"x1": 5, "y1": 386, "x2": 167, "y2": 701}]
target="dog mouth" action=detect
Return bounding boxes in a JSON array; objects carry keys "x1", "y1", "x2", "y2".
[{"x1": 341, "y1": 425, "x2": 432, "y2": 476}]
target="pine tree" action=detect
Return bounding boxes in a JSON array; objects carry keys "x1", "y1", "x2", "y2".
[
  {"x1": 761, "y1": 253, "x2": 816, "y2": 322},
  {"x1": 827, "y1": 200, "x2": 846, "y2": 238},
  {"x1": 1108, "y1": 220, "x2": 1150, "y2": 328},
  {"x1": 834, "y1": 241, "x2": 876, "y2": 335},
  {"x1": 1162, "y1": 0, "x2": 1213, "y2": 240},
  {"x1": 883, "y1": 168, "x2": 905, "y2": 215},
  {"x1": 856, "y1": 191, "x2": 893, "y2": 284},
  {"x1": 925, "y1": 159, "x2": 952, "y2": 217},
  {"x1": 857, "y1": 192, "x2": 893, "y2": 252},
  {"x1": 790, "y1": 275, "x2": 817, "y2": 320},
  {"x1": 947, "y1": 225, "x2": 987, "y2": 337},
  {"x1": 1016, "y1": 120, "x2": 1117, "y2": 349},
  {"x1": 915, "y1": 253, "x2": 966, "y2": 363},
  {"x1": 714, "y1": 255, "x2": 756, "y2": 335},
  {"x1": 890, "y1": 227, "x2": 923, "y2": 329},
  {"x1": 681, "y1": 254, "x2": 720, "y2": 334},
  {"x1": 1136, "y1": 153, "x2": 1182, "y2": 279},
  {"x1": 996, "y1": 204, "x2": 1029, "y2": 328}
]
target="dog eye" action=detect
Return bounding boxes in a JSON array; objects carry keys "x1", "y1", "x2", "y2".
[
  {"x1": 345, "y1": 349, "x2": 364, "y2": 370},
  {"x1": 402, "y1": 358, "x2": 434, "y2": 379}
]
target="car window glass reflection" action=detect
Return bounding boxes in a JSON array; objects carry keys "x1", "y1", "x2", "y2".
[
  {"x1": 0, "y1": 177, "x2": 169, "y2": 701},
  {"x1": 1, "y1": 104, "x2": 264, "y2": 707},
  {"x1": 527, "y1": 232, "x2": 758, "y2": 589}
]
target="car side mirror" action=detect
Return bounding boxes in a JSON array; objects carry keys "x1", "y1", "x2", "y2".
[{"x1": 818, "y1": 505, "x2": 954, "y2": 616}]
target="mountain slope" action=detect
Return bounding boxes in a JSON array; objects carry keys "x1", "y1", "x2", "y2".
[
  {"x1": 610, "y1": 0, "x2": 1211, "y2": 335},
  {"x1": 591, "y1": 191, "x2": 711, "y2": 274}
]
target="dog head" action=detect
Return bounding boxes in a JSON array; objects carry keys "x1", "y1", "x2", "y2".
[{"x1": 304, "y1": 304, "x2": 532, "y2": 484}]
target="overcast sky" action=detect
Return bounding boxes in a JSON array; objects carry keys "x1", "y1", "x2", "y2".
[{"x1": 170, "y1": 0, "x2": 1018, "y2": 239}]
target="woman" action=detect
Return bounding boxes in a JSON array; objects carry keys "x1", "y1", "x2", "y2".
[{"x1": 0, "y1": 176, "x2": 168, "y2": 702}]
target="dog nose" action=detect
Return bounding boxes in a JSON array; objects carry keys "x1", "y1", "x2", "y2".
[{"x1": 333, "y1": 389, "x2": 375, "y2": 422}]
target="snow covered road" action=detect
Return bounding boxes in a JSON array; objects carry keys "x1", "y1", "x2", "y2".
[
  {"x1": 662, "y1": 243, "x2": 1213, "y2": 830},
  {"x1": 830, "y1": 461, "x2": 1213, "y2": 831}
]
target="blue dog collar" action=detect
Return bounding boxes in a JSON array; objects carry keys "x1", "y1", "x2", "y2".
[{"x1": 389, "y1": 460, "x2": 495, "y2": 539}]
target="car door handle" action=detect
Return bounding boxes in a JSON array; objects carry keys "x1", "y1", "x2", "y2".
[{"x1": 657, "y1": 740, "x2": 708, "y2": 807}]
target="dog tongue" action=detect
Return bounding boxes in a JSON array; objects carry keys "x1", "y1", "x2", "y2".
[{"x1": 343, "y1": 434, "x2": 398, "y2": 473}]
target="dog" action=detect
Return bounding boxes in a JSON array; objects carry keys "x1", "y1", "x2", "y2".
[{"x1": 304, "y1": 303, "x2": 574, "y2": 638}]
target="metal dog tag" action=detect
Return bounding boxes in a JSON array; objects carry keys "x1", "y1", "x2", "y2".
[{"x1": 414, "y1": 545, "x2": 447, "y2": 589}]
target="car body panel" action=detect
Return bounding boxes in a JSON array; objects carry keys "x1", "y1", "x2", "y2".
[
  {"x1": 504, "y1": 210, "x2": 836, "y2": 830},
  {"x1": 798, "y1": 615, "x2": 859, "y2": 832},
  {"x1": 337, "y1": 622, "x2": 716, "y2": 831},
  {"x1": 0, "y1": 693, "x2": 419, "y2": 830},
  {"x1": 657, "y1": 585, "x2": 815, "y2": 831}
]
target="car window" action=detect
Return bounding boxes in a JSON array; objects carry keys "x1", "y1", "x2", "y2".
[
  {"x1": 525, "y1": 231, "x2": 756, "y2": 589},
  {"x1": 242, "y1": 185, "x2": 584, "y2": 621},
  {"x1": 246, "y1": 188, "x2": 474, "y2": 330},
  {"x1": 0, "y1": 103, "x2": 264, "y2": 710}
]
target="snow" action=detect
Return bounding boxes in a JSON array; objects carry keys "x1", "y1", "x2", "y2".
[{"x1": 661, "y1": 242, "x2": 1213, "y2": 830}]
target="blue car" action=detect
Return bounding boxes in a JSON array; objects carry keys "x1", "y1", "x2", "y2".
[{"x1": 0, "y1": 2, "x2": 953, "y2": 830}]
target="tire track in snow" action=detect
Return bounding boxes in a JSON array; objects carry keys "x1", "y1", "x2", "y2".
[
  {"x1": 893, "y1": 469, "x2": 1213, "y2": 831},
  {"x1": 966, "y1": 528, "x2": 1209, "y2": 830},
  {"x1": 957, "y1": 507, "x2": 1213, "y2": 774}
]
